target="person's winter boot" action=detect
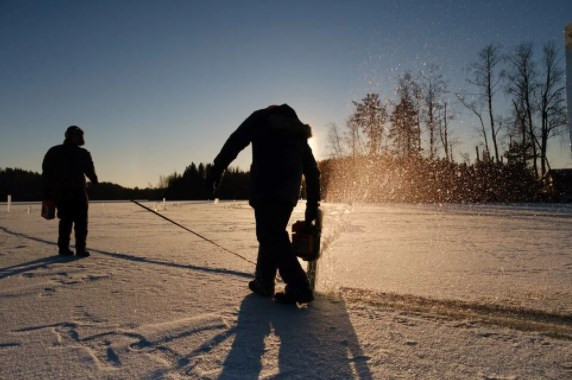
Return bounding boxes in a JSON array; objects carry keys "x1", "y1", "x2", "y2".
[
  {"x1": 274, "y1": 285, "x2": 314, "y2": 305},
  {"x1": 76, "y1": 250, "x2": 90, "y2": 257},
  {"x1": 58, "y1": 248, "x2": 74, "y2": 256},
  {"x1": 248, "y1": 279, "x2": 275, "y2": 297}
]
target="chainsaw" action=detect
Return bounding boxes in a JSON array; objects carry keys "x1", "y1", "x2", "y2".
[{"x1": 292, "y1": 208, "x2": 322, "y2": 262}]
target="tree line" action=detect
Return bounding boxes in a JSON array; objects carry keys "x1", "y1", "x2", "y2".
[
  {"x1": 160, "y1": 162, "x2": 250, "y2": 200},
  {"x1": 0, "y1": 165, "x2": 250, "y2": 202},
  {"x1": 323, "y1": 40, "x2": 567, "y2": 203},
  {"x1": 0, "y1": 167, "x2": 161, "y2": 201},
  {"x1": 320, "y1": 156, "x2": 541, "y2": 203}
]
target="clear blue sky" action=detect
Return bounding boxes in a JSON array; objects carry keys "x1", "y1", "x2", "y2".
[{"x1": 1, "y1": 0, "x2": 571, "y2": 188}]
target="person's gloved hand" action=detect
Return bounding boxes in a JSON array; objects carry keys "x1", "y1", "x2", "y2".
[
  {"x1": 43, "y1": 189, "x2": 54, "y2": 201},
  {"x1": 305, "y1": 202, "x2": 319, "y2": 223},
  {"x1": 205, "y1": 167, "x2": 223, "y2": 196}
]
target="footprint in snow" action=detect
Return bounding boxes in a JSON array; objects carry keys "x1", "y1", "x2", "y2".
[{"x1": 40, "y1": 287, "x2": 56, "y2": 297}]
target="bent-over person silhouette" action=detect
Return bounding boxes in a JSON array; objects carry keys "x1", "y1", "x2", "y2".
[{"x1": 207, "y1": 104, "x2": 320, "y2": 304}]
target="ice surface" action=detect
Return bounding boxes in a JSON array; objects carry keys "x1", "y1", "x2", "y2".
[
  {"x1": 1, "y1": 201, "x2": 571, "y2": 378},
  {"x1": 319, "y1": 203, "x2": 572, "y2": 314}
]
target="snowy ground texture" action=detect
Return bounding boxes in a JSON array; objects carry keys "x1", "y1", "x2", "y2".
[{"x1": 1, "y1": 201, "x2": 571, "y2": 379}]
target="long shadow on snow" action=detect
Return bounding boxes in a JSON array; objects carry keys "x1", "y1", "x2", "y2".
[
  {"x1": 0, "y1": 226, "x2": 252, "y2": 280},
  {"x1": 219, "y1": 293, "x2": 373, "y2": 379},
  {"x1": 0, "y1": 255, "x2": 80, "y2": 280}
]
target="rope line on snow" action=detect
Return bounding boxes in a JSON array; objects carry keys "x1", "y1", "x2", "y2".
[{"x1": 130, "y1": 200, "x2": 256, "y2": 265}]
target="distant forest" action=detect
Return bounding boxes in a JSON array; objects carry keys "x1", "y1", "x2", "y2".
[
  {"x1": 0, "y1": 158, "x2": 560, "y2": 204},
  {"x1": 0, "y1": 164, "x2": 250, "y2": 202},
  {"x1": 1, "y1": 41, "x2": 568, "y2": 204},
  {"x1": 0, "y1": 167, "x2": 161, "y2": 202}
]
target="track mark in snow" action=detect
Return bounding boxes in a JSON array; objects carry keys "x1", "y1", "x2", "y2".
[
  {"x1": 339, "y1": 224, "x2": 365, "y2": 233},
  {"x1": 13, "y1": 321, "x2": 79, "y2": 333},
  {"x1": 40, "y1": 287, "x2": 56, "y2": 297},
  {"x1": 340, "y1": 287, "x2": 572, "y2": 339},
  {"x1": 86, "y1": 273, "x2": 112, "y2": 281},
  {"x1": 12, "y1": 315, "x2": 232, "y2": 376},
  {"x1": 123, "y1": 315, "x2": 232, "y2": 377},
  {"x1": 480, "y1": 374, "x2": 518, "y2": 380},
  {"x1": 394, "y1": 316, "x2": 418, "y2": 327},
  {"x1": 560, "y1": 362, "x2": 572, "y2": 370},
  {"x1": 56, "y1": 279, "x2": 82, "y2": 285},
  {"x1": 105, "y1": 346, "x2": 122, "y2": 367},
  {"x1": 451, "y1": 320, "x2": 478, "y2": 328},
  {"x1": 73, "y1": 309, "x2": 108, "y2": 324},
  {"x1": 55, "y1": 324, "x2": 81, "y2": 343},
  {"x1": 0, "y1": 342, "x2": 21, "y2": 349}
]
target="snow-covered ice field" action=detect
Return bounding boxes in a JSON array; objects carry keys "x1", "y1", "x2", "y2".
[
  {"x1": 1, "y1": 201, "x2": 571, "y2": 379},
  {"x1": 320, "y1": 203, "x2": 572, "y2": 314}
]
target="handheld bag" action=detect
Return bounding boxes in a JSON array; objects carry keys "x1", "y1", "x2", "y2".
[{"x1": 41, "y1": 199, "x2": 56, "y2": 220}]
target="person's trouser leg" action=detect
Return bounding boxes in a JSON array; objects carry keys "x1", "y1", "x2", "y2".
[
  {"x1": 73, "y1": 198, "x2": 89, "y2": 252},
  {"x1": 254, "y1": 206, "x2": 279, "y2": 284},
  {"x1": 56, "y1": 200, "x2": 73, "y2": 252},
  {"x1": 254, "y1": 202, "x2": 309, "y2": 289}
]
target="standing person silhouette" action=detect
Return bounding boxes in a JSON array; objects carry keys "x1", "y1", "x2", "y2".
[
  {"x1": 207, "y1": 104, "x2": 320, "y2": 304},
  {"x1": 42, "y1": 126, "x2": 98, "y2": 257}
]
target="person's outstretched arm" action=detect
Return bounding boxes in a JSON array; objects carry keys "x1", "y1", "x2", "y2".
[
  {"x1": 207, "y1": 111, "x2": 259, "y2": 192},
  {"x1": 83, "y1": 151, "x2": 98, "y2": 185},
  {"x1": 213, "y1": 111, "x2": 259, "y2": 170}
]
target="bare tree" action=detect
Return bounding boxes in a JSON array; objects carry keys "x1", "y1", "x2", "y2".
[
  {"x1": 457, "y1": 92, "x2": 491, "y2": 160},
  {"x1": 513, "y1": 98, "x2": 528, "y2": 162},
  {"x1": 505, "y1": 43, "x2": 539, "y2": 177},
  {"x1": 345, "y1": 115, "x2": 364, "y2": 157},
  {"x1": 504, "y1": 98, "x2": 532, "y2": 165},
  {"x1": 437, "y1": 101, "x2": 455, "y2": 161},
  {"x1": 466, "y1": 44, "x2": 503, "y2": 162},
  {"x1": 420, "y1": 65, "x2": 447, "y2": 160},
  {"x1": 537, "y1": 42, "x2": 567, "y2": 177},
  {"x1": 459, "y1": 152, "x2": 471, "y2": 165},
  {"x1": 326, "y1": 122, "x2": 345, "y2": 158}
]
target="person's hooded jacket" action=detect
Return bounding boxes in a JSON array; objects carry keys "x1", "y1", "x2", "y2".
[
  {"x1": 42, "y1": 139, "x2": 98, "y2": 200},
  {"x1": 212, "y1": 104, "x2": 320, "y2": 207}
]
